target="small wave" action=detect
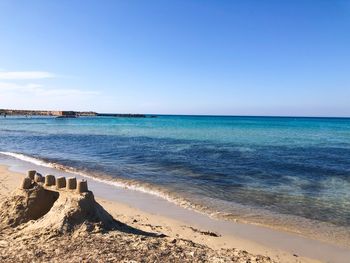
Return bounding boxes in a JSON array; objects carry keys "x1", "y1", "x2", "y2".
[
  {"x1": 0, "y1": 151, "x2": 211, "y2": 216},
  {"x1": 0, "y1": 152, "x2": 54, "y2": 167}
]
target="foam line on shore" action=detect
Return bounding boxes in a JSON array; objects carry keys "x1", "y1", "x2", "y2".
[{"x1": 0, "y1": 151, "x2": 206, "y2": 215}]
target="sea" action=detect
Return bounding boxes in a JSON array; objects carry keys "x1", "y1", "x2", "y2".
[{"x1": 0, "y1": 115, "x2": 349, "y2": 245}]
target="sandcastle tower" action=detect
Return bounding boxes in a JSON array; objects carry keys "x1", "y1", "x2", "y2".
[
  {"x1": 45, "y1": 175, "x2": 56, "y2": 187},
  {"x1": 21, "y1": 177, "x2": 32, "y2": 189},
  {"x1": 67, "y1": 177, "x2": 77, "y2": 190},
  {"x1": 21, "y1": 170, "x2": 89, "y2": 194},
  {"x1": 27, "y1": 170, "x2": 36, "y2": 180},
  {"x1": 56, "y1": 177, "x2": 66, "y2": 189},
  {"x1": 35, "y1": 173, "x2": 44, "y2": 183},
  {"x1": 77, "y1": 179, "x2": 88, "y2": 193}
]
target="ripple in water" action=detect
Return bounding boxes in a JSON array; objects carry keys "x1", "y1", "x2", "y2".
[{"x1": 0, "y1": 115, "x2": 350, "y2": 246}]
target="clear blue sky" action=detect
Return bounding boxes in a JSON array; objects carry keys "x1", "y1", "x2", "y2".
[{"x1": 0, "y1": 0, "x2": 349, "y2": 116}]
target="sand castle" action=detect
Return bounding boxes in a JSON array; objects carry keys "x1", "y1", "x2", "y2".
[{"x1": 0, "y1": 169, "x2": 116, "y2": 233}]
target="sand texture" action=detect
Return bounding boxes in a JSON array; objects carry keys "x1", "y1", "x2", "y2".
[{"x1": 0, "y1": 169, "x2": 276, "y2": 263}]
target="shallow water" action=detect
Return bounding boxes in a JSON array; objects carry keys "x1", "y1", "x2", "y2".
[{"x1": 0, "y1": 115, "x2": 349, "y2": 232}]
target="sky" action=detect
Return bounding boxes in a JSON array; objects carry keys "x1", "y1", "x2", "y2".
[{"x1": 0, "y1": 0, "x2": 349, "y2": 117}]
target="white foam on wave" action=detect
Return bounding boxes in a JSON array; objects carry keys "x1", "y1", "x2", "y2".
[
  {"x1": 0, "y1": 151, "x2": 288, "y2": 222},
  {"x1": 0, "y1": 152, "x2": 53, "y2": 167},
  {"x1": 0, "y1": 151, "x2": 206, "y2": 215}
]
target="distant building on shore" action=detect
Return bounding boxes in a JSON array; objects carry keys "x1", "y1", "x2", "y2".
[{"x1": 51, "y1": 111, "x2": 77, "y2": 118}]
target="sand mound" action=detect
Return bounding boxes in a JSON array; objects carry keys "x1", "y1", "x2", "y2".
[
  {"x1": 0, "y1": 185, "x2": 59, "y2": 228},
  {"x1": 22, "y1": 188, "x2": 117, "y2": 234},
  {"x1": 0, "y1": 182, "x2": 119, "y2": 236}
]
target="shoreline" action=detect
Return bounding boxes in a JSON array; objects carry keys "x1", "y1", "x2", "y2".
[
  {"x1": 1, "y1": 158, "x2": 350, "y2": 262},
  {"x1": 1, "y1": 151, "x2": 349, "y2": 250}
]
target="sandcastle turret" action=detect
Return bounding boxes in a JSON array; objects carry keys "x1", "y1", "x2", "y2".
[
  {"x1": 21, "y1": 177, "x2": 32, "y2": 189},
  {"x1": 45, "y1": 175, "x2": 56, "y2": 186},
  {"x1": 24, "y1": 170, "x2": 90, "y2": 194},
  {"x1": 67, "y1": 177, "x2": 77, "y2": 190},
  {"x1": 35, "y1": 173, "x2": 44, "y2": 183},
  {"x1": 77, "y1": 179, "x2": 88, "y2": 193},
  {"x1": 27, "y1": 170, "x2": 36, "y2": 180},
  {"x1": 56, "y1": 177, "x2": 66, "y2": 189}
]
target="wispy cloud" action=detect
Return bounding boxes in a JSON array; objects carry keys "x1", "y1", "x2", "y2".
[
  {"x1": 0, "y1": 71, "x2": 55, "y2": 80},
  {"x1": 0, "y1": 70, "x2": 100, "y2": 111},
  {"x1": 0, "y1": 82, "x2": 99, "y2": 96}
]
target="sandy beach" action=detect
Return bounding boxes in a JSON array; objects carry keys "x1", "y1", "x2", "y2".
[
  {"x1": 1, "y1": 0, "x2": 349, "y2": 262},
  {"x1": 0, "y1": 164, "x2": 332, "y2": 263}
]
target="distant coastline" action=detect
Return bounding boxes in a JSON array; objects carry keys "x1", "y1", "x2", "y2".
[
  {"x1": 1, "y1": 109, "x2": 348, "y2": 119},
  {"x1": 0, "y1": 109, "x2": 148, "y2": 118}
]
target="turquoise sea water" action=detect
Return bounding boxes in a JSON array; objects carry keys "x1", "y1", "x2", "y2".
[{"x1": 0, "y1": 115, "x2": 350, "y2": 233}]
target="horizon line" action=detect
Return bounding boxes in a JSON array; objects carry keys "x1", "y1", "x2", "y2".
[{"x1": 1, "y1": 108, "x2": 349, "y2": 119}]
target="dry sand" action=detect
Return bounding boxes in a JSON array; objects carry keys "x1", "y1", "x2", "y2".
[{"x1": 0, "y1": 166, "x2": 321, "y2": 262}]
